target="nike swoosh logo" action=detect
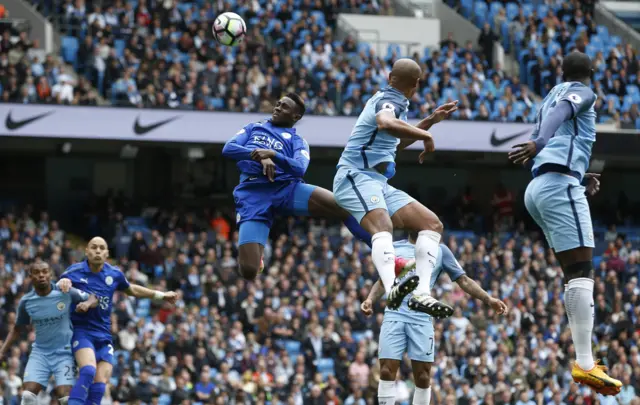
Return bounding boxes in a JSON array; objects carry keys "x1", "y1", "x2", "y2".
[
  {"x1": 133, "y1": 115, "x2": 180, "y2": 135},
  {"x1": 5, "y1": 110, "x2": 54, "y2": 130},
  {"x1": 490, "y1": 129, "x2": 531, "y2": 147},
  {"x1": 427, "y1": 252, "x2": 436, "y2": 259}
]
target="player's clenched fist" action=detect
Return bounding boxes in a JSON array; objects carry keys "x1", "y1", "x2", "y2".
[
  {"x1": 57, "y1": 278, "x2": 72, "y2": 293},
  {"x1": 489, "y1": 297, "x2": 508, "y2": 315},
  {"x1": 76, "y1": 301, "x2": 92, "y2": 313},
  {"x1": 163, "y1": 291, "x2": 178, "y2": 305},
  {"x1": 360, "y1": 299, "x2": 373, "y2": 317}
]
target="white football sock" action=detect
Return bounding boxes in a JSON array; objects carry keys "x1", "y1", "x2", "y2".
[
  {"x1": 565, "y1": 277, "x2": 595, "y2": 370},
  {"x1": 378, "y1": 380, "x2": 396, "y2": 405},
  {"x1": 414, "y1": 230, "x2": 441, "y2": 295},
  {"x1": 413, "y1": 387, "x2": 431, "y2": 405},
  {"x1": 372, "y1": 232, "x2": 396, "y2": 294}
]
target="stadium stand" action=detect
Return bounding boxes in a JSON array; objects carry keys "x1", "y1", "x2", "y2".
[
  {"x1": 450, "y1": 0, "x2": 640, "y2": 128},
  {"x1": 0, "y1": 0, "x2": 635, "y2": 128},
  {"x1": 0, "y1": 190, "x2": 639, "y2": 404}
]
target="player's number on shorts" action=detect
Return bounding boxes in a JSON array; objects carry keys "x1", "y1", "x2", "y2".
[
  {"x1": 426, "y1": 337, "x2": 434, "y2": 356},
  {"x1": 98, "y1": 296, "x2": 110, "y2": 310},
  {"x1": 108, "y1": 345, "x2": 114, "y2": 356},
  {"x1": 64, "y1": 365, "x2": 77, "y2": 377}
]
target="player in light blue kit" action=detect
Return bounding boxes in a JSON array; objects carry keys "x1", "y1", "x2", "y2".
[
  {"x1": 0, "y1": 262, "x2": 97, "y2": 405},
  {"x1": 334, "y1": 58, "x2": 458, "y2": 314},
  {"x1": 360, "y1": 233, "x2": 507, "y2": 405},
  {"x1": 223, "y1": 93, "x2": 416, "y2": 281},
  {"x1": 508, "y1": 51, "x2": 622, "y2": 395},
  {"x1": 59, "y1": 237, "x2": 178, "y2": 405}
]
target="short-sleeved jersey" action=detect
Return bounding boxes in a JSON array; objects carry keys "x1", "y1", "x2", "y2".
[
  {"x1": 16, "y1": 283, "x2": 89, "y2": 352},
  {"x1": 229, "y1": 120, "x2": 310, "y2": 184},
  {"x1": 531, "y1": 82, "x2": 597, "y2": 181},
  {"x1": 337, "y1": 87, "x2": 409, "y2": 178},
  {"x1": 384, "y1": 242, "x2": 465, "y2": 325},
  {"x1": 61, "y1": 261, "x2": 130, "y2": 339}
]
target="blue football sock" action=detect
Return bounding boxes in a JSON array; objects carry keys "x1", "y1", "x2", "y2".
[
  {"x1": 343, "y1": 215, "x2": 372, "y2": 247},
  {"x1": 85, "y1": 382, "x2": 106, "y2": 405},
  {"x1": 68, "y1": 365, "x2": 96, "y2": 405}
]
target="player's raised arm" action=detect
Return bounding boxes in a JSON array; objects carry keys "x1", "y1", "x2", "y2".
[
  {"x1": 250, "y1": 137, "x2": 311, "y2": 178},
  {"x1": 398, "y1": 101, "x2": 459, "y2": 151},
  {"x1": 376, "y1": 105, "x2": 434, "y2": 141},
  {"x1": 222, "y1": 125, "x2": 254, "y2": 161}
]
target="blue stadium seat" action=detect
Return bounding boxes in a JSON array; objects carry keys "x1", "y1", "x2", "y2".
[
  {"x1": 61, "y1": 36, "x2": 79, "y2": 66},
  {"x1": 316, "y1": 358, "x2": 335, "y2": 378},
  {"x1": 506, "y1": 2, "x2": 520, "y2": 20}
]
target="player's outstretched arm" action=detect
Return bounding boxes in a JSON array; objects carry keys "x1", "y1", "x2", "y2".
[
  {"x1": 222, "y1": 127, "x2": 253, "y2": 161},
  {"x1": 361, "y1": 279, "x2": 386, "y2": 317},
  {"x1": 398, "y1": 101, "x2": 459, "y2": 151},
  {"x1": 376, "y1": 109, "x2": 434, "y2": 141},
  {"x1": 124, "y1": 284, "x2": 178, "y2": 304},
  {"x1": 456, "y1": 275, "x2": 508, "y2": 314}
]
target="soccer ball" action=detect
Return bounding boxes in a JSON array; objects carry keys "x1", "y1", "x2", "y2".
[{"x1": 213, "y1": 12, "x2": 246, "y2": 46}]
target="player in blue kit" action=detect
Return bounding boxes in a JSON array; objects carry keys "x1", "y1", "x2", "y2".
[
  {"x1": 360, "y1": 235, "x2": 507, "y2": 405},
  {"x1": 0, "y1": 262, "x2": 97, "y2": 405},
  {"x1": 59, "y1": 237, "x2": 178, "y2": 405},
  {"x1": 222, "y1": 93, "x2": 416, "y2": 281},
  {"x1": 508, "y1": 51, "x2": 622, "y2": 395},
  {"x1": 334, "y1": 58, "x2": 458, "y2": 315}
]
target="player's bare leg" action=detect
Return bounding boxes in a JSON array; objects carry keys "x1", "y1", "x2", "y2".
[
  {"x1": 238, "y1": 243, "x2": 264, "y2": 280},
  {"x1": 392, "y1": 202, "x2": 453, "y2": 318},
  {"x1": 411, "y1": 361, "x2": 432, "y2": 405},
  {"x1": 357, "y1": 208, "x2": 418, "y2": 309},
  {"x1": 378, "y1": 359, "x2": 401, "y2": 405},
  {"x1": 21, "y1": 382, "x2": 43, "y2": 405},
  {"x1": 86, "y1": 361, "x2": 112, "y2": 405},
  {"x1": 54, "y1": 385, "x2": 73, "y2": 405},
  {"x1": 68, "y1": 348, "x2": 97, "y2": 405},
  {"x1": 307, "y1": 186, "x2": 416, "y2": 275},
  {"x1": 555, "y1": 246, "x2": 622, "y2": 395}
]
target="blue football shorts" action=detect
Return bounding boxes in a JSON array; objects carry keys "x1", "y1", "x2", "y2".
[
  {"x1": 24, "y1": 347, "x2": 76, "y2": 387},
  {"x1": 72, "y1": 332, "x2": 115, "y2": 365},
  {"x1": 378, "y1": 319, "x2": 435, "y2": 363},
  {"x1": 525, "y1": 172, "x2": 594, "y2": 253},
  {"x1": 233, "y1": 179, "x2": 317, "y2": 246},
  {"x1": 333, "y1": 166, "x2": 415, "y2": 223}
]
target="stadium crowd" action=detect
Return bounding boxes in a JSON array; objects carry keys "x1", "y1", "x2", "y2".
[
  {"x1": 0, "y1": 193, "x2": 639, "y2": 405},
  {"x1": 0, "y1": 0, "x2": 635, "y2": 128}
]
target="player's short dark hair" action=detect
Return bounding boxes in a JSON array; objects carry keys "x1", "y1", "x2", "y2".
[
  {"x1": 563, "y1": 51, "x2": 593, "y2": 81},
  {"x1": 286, "y1": 92, "x2": 306, "y2": 116}
]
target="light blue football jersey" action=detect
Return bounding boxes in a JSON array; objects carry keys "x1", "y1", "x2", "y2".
[
  {"x1": 337, "y1": 86, "x2": 409, "y2": 178},
  {"x1": 384, "y1": 242, "x2": 465, "y2": 326},
  {"x1": 531, "y1": 82, "x2": 597, "y2": 181},
  {"x1": 16, "y1": 283, "x2": 89, "y2": 352}
]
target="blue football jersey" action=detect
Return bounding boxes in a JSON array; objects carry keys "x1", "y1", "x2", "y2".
[
  {"x1": 337, "y1": 87, "x2": 409, "y2": 178},
  {"x1": 384, "y1": 242, "x2": 465, "y2": 325},
  {"x1": 16, "y1": 283, "x2": 89, "y2": 352},
  {"x1": 531, "y1": 82, "x2": 597, "y2": 181},
  {"x1": 224, "y1": 120, "x2": 310, "y2": 184},
  {"x1": 61, "y1": 261, "x2": 130, "y2": 339}
]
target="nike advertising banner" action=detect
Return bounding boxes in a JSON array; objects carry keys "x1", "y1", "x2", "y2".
[{"x1": 0, "y1": 104, "x2": 635, "y2": 153}]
